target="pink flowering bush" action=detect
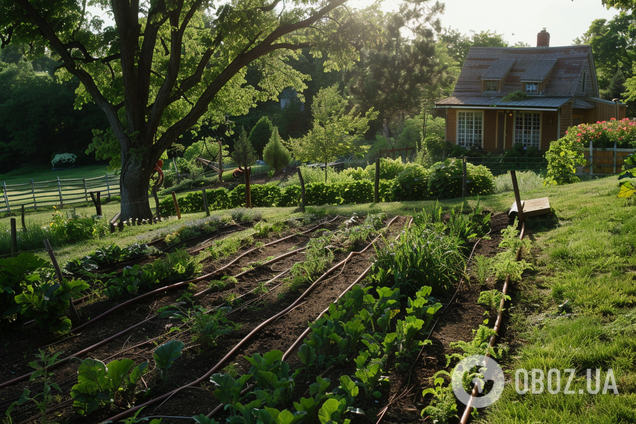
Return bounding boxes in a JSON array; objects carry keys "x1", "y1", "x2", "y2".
[{"x1": 567, "y1": 118, "x2": 636, "y2": 148}]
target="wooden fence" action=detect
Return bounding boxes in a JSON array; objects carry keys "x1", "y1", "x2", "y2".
[
  {"x1": 1, "y1": 174, "x2": 120, "y2": 213},
  {"x1": 578, "y1": 141, "x2": 635, "y2": 175}
]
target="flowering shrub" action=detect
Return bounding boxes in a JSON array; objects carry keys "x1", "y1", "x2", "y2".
[
  {"x1": 568, "y1": 118, "x2": 636, "y2": 148},
  {"x1": 51, "y1": 153, "x2": 77, "y2": 167}
]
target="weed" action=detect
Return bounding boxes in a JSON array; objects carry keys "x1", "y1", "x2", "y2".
[
  {"x1": 231, "y1": 208, "x2": 262, "y2": 224},
  {"x1": 6, "y1": 350, "x2": 62, "y2": 424},
  {"x1": 472, "y1": 254, "x2": 493, "y2": 285}
]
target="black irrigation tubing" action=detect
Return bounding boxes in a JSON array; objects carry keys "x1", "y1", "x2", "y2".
[
  {"x1": 375, "y1": 230, "x2": 489, "y2": 424},
  {"x1": 193, "y1": 215, "x2": 341, "y2": 297},
  {"x1": 105, "y1": 215, "x2": 400, "y2": 423},
  {"x1": 459, "y1": 220, "x2": 525, "y2": 424}
]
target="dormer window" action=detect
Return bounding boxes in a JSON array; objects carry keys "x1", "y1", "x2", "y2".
[
  {"x1": 524, "y1": 82, "x2": 539, "y2": 94},
  {"x1": 484, "y1": 80, "x2": 499, "y2": 92}
]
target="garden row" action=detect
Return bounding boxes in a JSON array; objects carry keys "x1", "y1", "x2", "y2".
[{"x1": 160, "y1": 158, "x2": 496, "y2": 215}]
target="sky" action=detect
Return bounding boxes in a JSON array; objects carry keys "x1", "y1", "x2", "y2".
[
  {"x1": 89, "y1": 0, "x2": 621, "y2": 47},
  {"x1": 348, "y1": 0, "x2": 621, "y2": 47}
]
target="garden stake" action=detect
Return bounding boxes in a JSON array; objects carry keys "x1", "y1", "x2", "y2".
[
  {"x1": 43, "y1": 238, "x2": 81, "y2": 324},
  {"x1": 172, "y1": 191, "x2": 181, "y2": 219},
  {"x1": 298, "y1": 167, "x2": 306, "y2": 212},
  {"x1": 202, "y1": 188, "x2": 210, "y2": 216},
  {"x1": 375, "y1": 158, "x2": 380, "y2": 203}
]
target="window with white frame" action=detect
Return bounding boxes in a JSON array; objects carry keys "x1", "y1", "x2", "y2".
[
  {"x1": 457, "y1": 111, "x2": 483, "y2": 148},
  {"x1": 514, "y1": 112, "x2": 541, "y2": 148},
  {"x1": 524, "y1": 82, "x2": 539, "y2": 94}
]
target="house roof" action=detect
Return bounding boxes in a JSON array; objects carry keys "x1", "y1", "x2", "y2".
[
  {"x1": 448, "y1": 45, "x2": 597, "y2": 99},
  {"x1": 482, "y1": 59, "x2": 516, "y2": 80},
  {"x1": 436, "y1": 96, "x2": 572, "y2": 110},
  {"x1": 520, "y1": 59, "x2": 558, "y2": 82}
]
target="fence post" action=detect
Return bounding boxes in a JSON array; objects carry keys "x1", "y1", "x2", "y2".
[
  {"x1": 3, "y1": 182, "x2": 10, "y2": 213},
  {"x1": 83, "y1": 178, "x2": 88, "y2": 201},
  {"x1": 31, "y1": 179, "x2": 37, "y2": 210},
  {"x1": 105, "y1": 174, "x2": 111, "y2": 200},
  {"x1": 298, "y1": 168, "x2": 306, "y2": 212},
  {"x1": 172, "y1": 191, "x2": 181, "y2": 220},
  {"x1": 57, "y1": 176, "x2": 64, "y2": 208},
  {"x1": 374, "y1": 158, "x2": 380, "y2": 203},
  {"x1": 202, "y1": 188, "x2": 210, "y2": 216},
  {"x1": 462, "y1": 156, "x2": 467, "y2": 198},
  {"x1": 589, "y1": 140, "x2": 594, "y2": 176},
  {"x1": 613, "y1": 141, "x2": 617, "y2": 174},
  {"x1": 10, "y1": 218, "x2": 17, "y2": 256},
  {"x1": 21, "y1": 205, "x2": 26, "y2": 232}
]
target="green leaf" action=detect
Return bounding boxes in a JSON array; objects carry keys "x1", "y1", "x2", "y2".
[
  {"x1": 105, "y1": 358, "x2": 135, "y2": 395},
  {"x1": 154, "y1": 340, "x2": 184, "y2": 370}
]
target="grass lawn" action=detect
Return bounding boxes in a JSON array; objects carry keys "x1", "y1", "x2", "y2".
[{"x1": 0, "y1": 164, "x2": 114, "y2": 185}]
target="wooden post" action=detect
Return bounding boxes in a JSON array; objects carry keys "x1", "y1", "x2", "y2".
[
  {"x1": 109, "y1": 212, "x2": 120, "y2": 233},
  {"x1": 589, "y1": 140, "x2": 594, "y2": 176},
  {"x1": 31, "y1": 179, "x2": 37, "y2": 210},
  {"x1": 613, "y1": 141, "x2": 617, "y2": 174},
  {"x1": 43, "y1": 239, "x2": 81, "y2": 323},
  {"x1": 510, "y1": 170, "x2": 525, "y2": 223},
  {"x1": 83, "y1": 178, "x2": 88, "y2": 202},
  {"x1": 10, "y1": 218, "x2": 17, "y2": 256},
  {"x1": 202, "y1": 188, "x2": 210, "y2": 216},
  {"x1": 298, "y1": 167, "x2": 306, "y2": 212},
  {"x1": 57, "y1": 177, "x2": 64, "y2": 208},
  {"x1": 3, "y1": 182, "x2": 10, "y2": 213},
  {"x1": 21, "y1": 205, "x2": 26, "y2": 232},
  {"x1": 172, "y1": 191, "x2": 181, "y2": 219},
  {"x1": 218, "y1": 140, "x2": 223, "y2": 183},
  {"x1": 462, "y1": 156, "x2": 467, "y2": 198},
  {"x1": 105, "y1": 174, "x2": 111, "y2": 199},
  {"x1": 245, "y1": 167, "x2": 252, "y2": 209},
  {"x1": 374, "y1": 158, "x2": 380, "y2": 203}
]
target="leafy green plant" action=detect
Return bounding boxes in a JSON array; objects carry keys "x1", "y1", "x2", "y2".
[
  {"x1": 472, "y1": 255, "x2": 493, "y2": 285},
  {"x1": 428, "y1": 159, "x2": 494, "y2": 198},
  {"x1": 71, "y1": 357, "x2": 148, "y2": 415},
  {"x1": 148, "y1": 249, "x2": 201, "y2": 283},
  {"x1": 318, "y1": 397, "x2": 351, "y2": 424},
  {"x1": 421, "y1": 371, "x2": 458, "y2": 424},
  {"x1": 154, "y1": 340, "x2": 185, "y2": 387},
  {"x1": 544, "y1": 136, "x2": 585, "y2": 185},
  {"x1": 447, "y1": 323, "x2": 501, "y2": 364},
  {"x1": 477, "y1": 289, "x2": 511, "y2": 313},
  {"x1": 15, "y1": 276, "x2": 89, "y2": 333},
  {"x1": 231, "y1": 208, "x2": 263, "y2": 223},
  {"x1": 0, "y1": 253, "x2": 49, "y2": 329},
  {"x1": 354, "y1": 350, "x2": 387, "y2": 399},
  {"x1": 191, "y1": 308, "x2": 234, "y2": 349},
  {"x1": 6, "y1": 351, "x2": 62, "y2": 424},
  {"x1": 104, "y1": 265, "x2": 159, "y2": 299}
]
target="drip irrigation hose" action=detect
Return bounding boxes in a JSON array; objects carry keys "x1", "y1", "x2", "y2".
[
  {"x1": 458, "y1": 221, "x2": 525, "y2": 424},
  {"x1": 104, "y1": 216, "x2": 399, "y2": 423}
]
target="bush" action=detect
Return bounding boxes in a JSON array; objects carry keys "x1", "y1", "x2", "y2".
[
  {"x1": 428, "y1": 159, "x2": 494, "y2": 198},
  {"x1": 544, "y1": 137, "x2": 585, "y2": 185},
  {"x1": 334, "y1": 180, "x2": 373, "y2": 204},
  {"x1": 568, "y1": 118, "x2": 636, "y2": 148},
  {"x1": 250, "y1": 183, "x2": 282, "y2": 207},
  {"x1": 363, "y1": 157, "x2": 405, "y2": 180},
  {"x1": 262, "y1": 127, "x2": 291, "y2": 170},
  {"x1": 341, "y1": 167, "x2": 368, "y2": 181},
  {"x1": 392, "y1": 164, "x2": 431, "y2": 201},
  {"x1": 277, "y1": 186, "x2": 301, "y2": 207},
  {"x1": 305, "y1": 182, "x2": 341, "y2": 206}
]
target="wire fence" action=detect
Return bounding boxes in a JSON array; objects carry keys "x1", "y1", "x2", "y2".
[{"x1": 1, "y1": 174, "x2": 120, "y2": 214}]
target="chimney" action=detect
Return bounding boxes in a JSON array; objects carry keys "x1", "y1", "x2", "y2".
[{"x1": 537, "y1": 29, "x2": 550, "y2": 47}]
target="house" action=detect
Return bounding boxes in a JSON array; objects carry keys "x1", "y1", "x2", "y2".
[{"x1": 435, "y1": 30, "x2": 627, "y2": 152}]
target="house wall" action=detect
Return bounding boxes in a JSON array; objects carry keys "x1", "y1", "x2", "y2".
[
  {"x1": 541, "y1": 111, "x2": 559, "y2": 150},
  {"x1": 559, "y1": 100, "x2": 573, "y2": 138},
  {"x1": 446, "y1": 109, "x2": 457, "y2": 144},
  {"x1": 484, "y1": 110, "x2": 497, "y2": 151}
]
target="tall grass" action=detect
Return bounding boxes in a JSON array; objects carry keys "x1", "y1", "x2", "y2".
[{"x1": 493, "y1": 170, "x2": 545, "y2": 194}]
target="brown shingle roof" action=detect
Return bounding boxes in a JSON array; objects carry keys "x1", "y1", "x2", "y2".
[
  {"x1": 521, "y1": 60, "x2": 557, "y2": 82},
  {"x1": 451, "y1": 46, "x2": 595, "y2": 97},
  {"x1": 436, "y1": 96, "x2": 572, "y2": 109},
  {"x1": 482, "y1": 59, "x2": 516, "y2": 80}
]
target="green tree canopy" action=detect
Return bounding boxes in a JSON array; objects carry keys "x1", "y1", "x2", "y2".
[
  {"x1": 438, "y1": 28, "x2": 508, "y2": 73},
  {"x1": 0, "y1": 0, "x2": 378, "y2": 219},
  {"x1": 249, "y1": 116, "x2": 274, "y2": 157},
  {"x1": 290, "y1": 85, "x2": 376, "y2": 182},
  {"x1": 263, "y1": 127, "x2": 291, "y2": 170}
]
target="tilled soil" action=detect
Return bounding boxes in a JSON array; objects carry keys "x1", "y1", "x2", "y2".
[{"x1": 0, "y1": 212, "x2": 517, "y2": 424}]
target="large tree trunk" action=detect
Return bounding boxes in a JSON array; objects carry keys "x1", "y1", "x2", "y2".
[{"x1": 119, "y1": 151, "x2": 154, "y2": 221}]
